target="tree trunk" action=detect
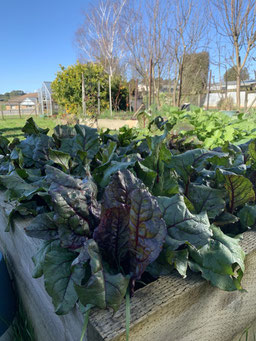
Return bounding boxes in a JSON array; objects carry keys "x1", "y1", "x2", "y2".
[
  {"x1": 109, "y1": 67, "x2": 113, "y2": 116},
  {"x1": 236, "y1": 72, "x2": 241, "y2": 110},
  {"x1": 177, "y1": 60, "x2": 184, "y2": 108}
]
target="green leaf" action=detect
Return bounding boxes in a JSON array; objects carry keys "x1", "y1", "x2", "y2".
[
  {"x1": 238, "y1": 204, "x2": 256, "y2": 228},
  {"x1": 25, "y1": 212, "x2": 58, "y2": 240},
  {"x1": 43, "y1": 243, "x2": 83, "y2": 314},
  {"x1": 93, "y1": 160, "x2": 135, "y2": 188},
  {"x1": 0, "y1": 171, "x2": 45, "y2": 201},
  {"x1": 0, "y1": 136, "x2": 9, "y2": 156},
  {"x1": 32, "y1": 240, "x2": 59, "y2": 278},
  {"x1": 74, "y1": 240, "x2": 130, "y2": 312},
  {"x1": 157, "y1": 194, "x2": 212, "y2": 248},
  {"x1": 75, "y1": 124, "x2": 100, "y2": 159},
  {"x1": 19, "y1": 134, "x2": 53, "y2": 168},
  {"x1": 165, "y1": 248, "x2": 189, "y2": 278},
  {"x1": 214, "y1": 211, "x2": 239, "y2": 227},
  {"x1": 248, "y1": 139, "x2": 256, "y2": 162},
  {"x1": 188, "y1": 225, "x2": 245, "y2": 291},
  {"x1": 169, "y1": 149, "x2": 228, "y2": 184},
  {"x1": 187, "y1": 184, "x2": 226, "y2": 219},
  {"x1": 22, "y1": 117, "x2": 49, "y2": 135},
  {"x1": 48, "y1": 149, "x2": 71, "y2": 171}
]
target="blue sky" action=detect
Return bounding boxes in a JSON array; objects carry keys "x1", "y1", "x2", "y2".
[{"x1": 0, "y1": 0, "x2": 89, "y2": 94}]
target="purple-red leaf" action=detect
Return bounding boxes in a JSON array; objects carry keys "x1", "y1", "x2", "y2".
[{"x1": 95, "y1": 170, "x2": 167, "y2": 283}]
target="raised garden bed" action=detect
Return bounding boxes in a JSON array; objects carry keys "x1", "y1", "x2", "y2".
[{"x1": 1, "y1": 192, "x2": 256, "y2": 341}]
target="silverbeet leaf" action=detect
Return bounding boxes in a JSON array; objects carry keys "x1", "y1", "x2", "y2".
[
  {"x1": 217, "y1": 169, "x2": 255, "y2": 213},
  {"x1": 45, "y1": 165, "x2": 100, "y2": 249},
  {"x1": 102, "y1": 169, "x2": 146, "y2": 209},
  {"x1": 74, "y1": 240, "x2": 130, "y2": 312},
  {"x1": 48, "y1": 149, "x2": 71, "y2": 171},
  {"x1": 98, "y1": 170, "x2": 167, "y2": 280},
  {"x1": 22, "y1": 117, "x2": 49, "y2": 135},
  {"x1": 128, "y1": 188, "x2": 167, "y2": 280},
  {"x1": 25, "y1": 212, "x2": 58, "y2": 240},
  {"x1": 32, "y1": 240, "x2": 59, "y2": 278},
  {"x1": 93, "y1": 206, "x2": 130, "y2": 268},
  {"x1": 237, "y1": 204, "x2": 256, "y2": 228},
  {"x1": 157, "y1": 194, "x2": 212, "y2": 249},
  {"x1": 168, "y1": 149, "x2": 228, "y2": 184},
  {"x1": 19, "y1": 134, "x2": 53, "y2": 168},
  {"x1": 187, "y1": 184, "x2": 226, "y2": 219},
  {"x1": 188, "y1": 225, "x2": 245, "y2": 291},
  {"x1": 43, "y1": 243, "x2": 83, "y2": 314}
]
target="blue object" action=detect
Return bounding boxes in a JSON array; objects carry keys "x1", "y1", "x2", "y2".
[{"x1": 0, "y1": 251, "x2": 16, "y2": 337}]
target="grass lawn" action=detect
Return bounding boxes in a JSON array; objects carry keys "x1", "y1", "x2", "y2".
[{"x1": 0, "y1": 116, "x2": 59, "y2": 140}]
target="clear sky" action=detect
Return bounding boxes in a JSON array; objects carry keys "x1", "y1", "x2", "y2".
[{"x1": 0, "y1": 0, "x2": 89, "y2": 94}]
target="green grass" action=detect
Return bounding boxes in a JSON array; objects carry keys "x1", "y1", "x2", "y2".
[
  {"x1": 11, "y1": 299, "x2": 35, "y2": 341},
  {"x1": 99, "y1": 109, "x2": 135, "y2": 119},
  {"x1": 0, "y1": 116, "x2": 59, "y2": 140}
]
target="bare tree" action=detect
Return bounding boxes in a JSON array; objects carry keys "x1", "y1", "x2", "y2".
[
  {"x1": 75, "y1": 0, "x2": 128, "y2": 116},
  {"x1": 210, "y1": 0, "x2": 256, "y2": 110},
  {"x1": 122, "y1": 0, "x2": 172, "y2": 107},
  {"x1": 168, "y1": 0, "x2": 207, "y2": 107}
]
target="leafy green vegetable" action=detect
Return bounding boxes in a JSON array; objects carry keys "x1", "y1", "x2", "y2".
[
  {"x1": 43, "y1": 243, "x2": 83, "y2": 314},
  {"x1": 188, "y1": 225, "x2": 245, "y2": 291},
  {"x1": 157, "y1": 194, "x2": 212, "y2": 248}
]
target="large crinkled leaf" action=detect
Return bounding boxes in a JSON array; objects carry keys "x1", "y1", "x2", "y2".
[
  {"x1": 98, "y1": 169, "x2": 167, "y2": 281},
  {"x1": 93, "y1": 160, "x2": 135, "y2": 188},
  {"x1": 74, "y1": 124, "x2": 100, "y2": 159},
  {"x1": 188, "y1": 225, "x2": 245, "y2": 291},
  {"x1": 25, "y1": 212, "x2": 58, "y2": 240},
  {"x1": 19, "y1": 134, "x2": 53, "y2": 168},
  {"x1": 32, "y1": 240, "x2": 59, "y2": 278},
  {"x1": 102, "y1": 169, "x2": 145, "y2": 209},
  {"x1": 168, "y1": 149, "x2": 228, "y2": 184},
  {"x1": 22, "y1": 117, "x2": 49, "y2": 135},
  {"x1": 165, "y1": 248, "x2": 189, "y2": 278},
  {"x1": 187, "y1": 184, "x2": 226, "y2": 219},
  {"x1": 128, "y1": 188, "x2": 167, "y2": 280},
  {"x1": 237, "y1": 204, "x2": 256, "y2": 229},
  {"x1": 46, "y1": 165, "x2": 100, "y2": 249},
  {"x1": 249, "y1": 139, "x2": 256, "y2": 162},
  {"x1": 74, "y1": 240, "x2": 130, "y2": 312},
  {"x1": 214, "y1": 211, "x2": 239, "y2": 227},
  {"x1": 53, "y1": 125, "x2": 76, "y2": 141},
  {"x1": 135, "y1": 142, "x2": 179, "y2": 196},
  {"x1": 217, "y1": 169, "x2": 255, "y2": 213},
  {"x1": 157, "y1": 194, "x2": 212, "y2": 249},
  {"x1": 48, "y1": 149, "x2": 71, "y2": 172},
  {"x1": 0, "y1": 171, "x2": 45, "y2": 201},
  {"x1": 43, "y1": 243, "x2": 83, "y2": 314},
  {"x1": 93, "y1": 206, "x2": 130, "y2": 268},
  {"x1": 0, "y1": 136, "x2": 9, "y2": 156}
]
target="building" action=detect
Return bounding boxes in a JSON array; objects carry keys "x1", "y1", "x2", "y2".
[
  {"x1": 38, "y1": 82, "x2": 58, "y2": 115},
  {"x1": 5, "y1": 93, "x2": 38, "y2": 111},
  {"x1": 205, "y1": 80, "x2": 256, "y2": 109}
]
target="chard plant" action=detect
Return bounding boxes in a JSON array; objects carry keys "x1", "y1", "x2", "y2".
[{"x1": 1, "y1": 117, "x2": 256, "y2": 337}]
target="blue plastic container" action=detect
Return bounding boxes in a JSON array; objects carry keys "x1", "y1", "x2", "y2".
[{"x1": 0, "y1": 252, "x2": 16, "y2": 337}]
